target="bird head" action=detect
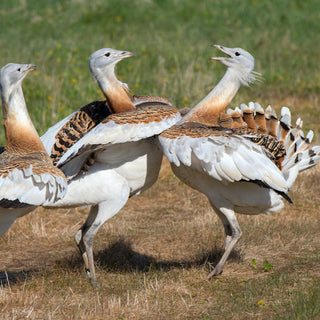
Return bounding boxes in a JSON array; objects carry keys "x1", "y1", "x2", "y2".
[
  {"x1": 89, "y1": 48, "x2": 134, "y2": 76},
  {"x1": 211, "y1": 45, "x2": 261, "y2": 86},
  {"x1": 0, "y1": 63, "x2": 36, "y2": 92}
]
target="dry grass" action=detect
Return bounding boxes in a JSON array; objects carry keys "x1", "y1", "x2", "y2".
[
  {"x1": 1, "y1": 153, "x2": 320, "y2": 319},
  {"x1": 0, "y1": 2, "x2": 319, "y2": 318}
]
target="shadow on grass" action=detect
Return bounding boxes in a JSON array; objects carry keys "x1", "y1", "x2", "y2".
[
  {"x1": 64, "y1": 237, "x2": 243, "y2": 274},
  {"x1": 0, "y1": 270, "x2": 32, "y2": 288},
  {"x1": 0, "y1": 238, "x2": 242, "y2": 287}
]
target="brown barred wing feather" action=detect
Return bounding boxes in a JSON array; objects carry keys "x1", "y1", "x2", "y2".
[{"x1": 51, "y1": 101, "x2": 111, "y2": 165}]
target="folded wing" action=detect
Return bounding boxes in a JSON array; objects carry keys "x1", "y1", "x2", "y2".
[
  {"x1": 159, "y1": 123, "x2": 288, "y2": 193},
  {"x1": 54, "y1": 105, "x2": 181, "y2": 179}
]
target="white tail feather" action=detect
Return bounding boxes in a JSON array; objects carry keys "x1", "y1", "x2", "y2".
[
  {"x1": 254, "y1": 102, "x2": 264, "y2": 113},
  {"x1": 228, "y1": 102, "x2": 320, "y2": 189}
]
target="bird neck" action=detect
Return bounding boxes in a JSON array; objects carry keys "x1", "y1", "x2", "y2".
[
  {"x1": 2, "y1": 85, "x2": 46, "y2": 153},
  {"x1": 182, "y1": 68, "x2": 242, "y2": 126},
  {"x1": 96, "y1": 67, "x2": 135, "y2": 113}
]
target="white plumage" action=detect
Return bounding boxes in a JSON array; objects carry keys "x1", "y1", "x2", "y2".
[
  {"x1": 158, "y1": 45, "x2": 320, "y2": 278},
  {"x1": 40, "y1": 48, "x2": 181, "y2": 286},
  {"x1": 0, "y1": 63, "x2": 67, "y2": 237},
  {"x1": 228, "y1": 102, "x2": 320, "y2": 188},
  {"x1": 161, "y1": 130, "x2": 288, "y2": 191},
  {"x1": 57, "y1": 114, "x2": 179, "y2": 173},
  {"x1": 0, "y1": 167, "x2": 66, "y2": 205}
]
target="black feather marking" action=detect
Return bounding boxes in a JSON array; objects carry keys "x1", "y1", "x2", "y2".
[
  {"x1": 290, "y1": 132, "x2": 295, "y2": 141},
  {"x1": 53, "y1": 144, "x2": 64, "y2": 153},
  {"x1": 0, "y1": 198, "x2": 29, "y2": 208},
  {"x1": 51, "y1": 100, "x2": 112, "y2": 165},
  {"x1": 240, "y1": 179, "x2": 293, "y2": 204},
  {"x1": 309, "y1": 149, "x2": 316, "y2": 157},
  {"x1": 280, "y1": 121, "x2": 291, "y2": 131}
]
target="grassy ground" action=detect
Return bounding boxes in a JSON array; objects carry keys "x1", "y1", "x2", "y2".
[
  {"x1": 0, "y1": 161, "x2": 319, "y2": 319},
  {"x1": 0, "y1": 0, "x2": 320, "y2": 138},
  {"x1": 0, "y1": 0, "x2": 320, "y2": 319}
]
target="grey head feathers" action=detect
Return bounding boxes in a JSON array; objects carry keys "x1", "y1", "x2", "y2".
[
  {"x1": 0, "y1": 63, "x2": 36, "y2": 96},
  {"x1": 211, "y1": 44, "x2": 262, "y2": 86},
  {"x1": 89, "y1": 48, "x2": 134, "y2": 78}
]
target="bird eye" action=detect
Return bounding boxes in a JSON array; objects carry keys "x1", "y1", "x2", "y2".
[
  {"x1": 17, "y1": 68, "x2": 21, "y2": 72},
  {"x1": 105, "y1": 52, "x2": 110, "y2": 57},
  {"x1": 235, "y1": 52, "x2": 240, "y2": 56}
]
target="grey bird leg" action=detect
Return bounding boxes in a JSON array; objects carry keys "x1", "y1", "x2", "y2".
[
  {"x1": 74, "y1": 205, "x2": 99, "y2": 282},
  {"x1": 74, "y1": 189, "x2": 130, "y2": 287},
  {"x1": 207, "y1": 203, "x2": 242, "y2": 279}
]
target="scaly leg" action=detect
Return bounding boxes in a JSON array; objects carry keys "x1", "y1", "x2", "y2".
[
  {"x1": 78, "y1": 184, "x2": 130, "y2": 287},
  {"x1": 74, "y1": 205, "x2": 99, "y2": 275},
  {"x1": 207, "y1": 203, "x2": 242, "y2": 279}
]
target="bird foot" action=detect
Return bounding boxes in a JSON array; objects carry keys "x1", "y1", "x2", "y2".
[
  {"x1": 86, "y1": 269, "x2": 100, "y2": 288},
  {"x1": 206, "y1": 266, "x2": 223, "y2": 280},
  {"x1": 90, "y1": 277, "x2": 100, "y2": 288}
]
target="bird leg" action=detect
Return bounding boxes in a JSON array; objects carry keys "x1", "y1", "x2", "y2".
[
  {"x1": 207, "y1": 205, "x2": 242, "y2": 279},
  {"x1": 74, "y1": 205, "x2": 99, "y2": 280},
  {"x1": 83, "y1": 223, "x2": 100, "y2": 287},
  {"x1": 77, "y1": 188, "x2": 130, "y2": 287},
  {"x1": 74, "y1": 228, "x2": 90, "y2": 272}
]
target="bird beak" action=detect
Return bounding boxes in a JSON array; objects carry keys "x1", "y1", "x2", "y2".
[
  {"x1": 24, "y1": 64, "x2": 36, "y2": 73},
  {"x1": 210, "y1": 44, "x2": 232, "y2": 61},
  {"x1": 28, "y1": 64, "x2": 37, "y2": 71},
  {"x1": 120, "y1": 51, "x2": 134, "y2": 59},
  {"x1": 19, "y1": 64, "x2": 37, "y2": 81}
]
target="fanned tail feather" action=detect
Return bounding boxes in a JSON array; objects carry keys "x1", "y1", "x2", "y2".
[
  {"x1": 241, "y1": 105, "x2": 256, "y2": 131},
  {"x1": 265, "y1": 105, "x2": 277, "y2": 137},
  {"x1": 254, "y1": 102, "x2": 267, "y2": 134},
  {"x1": 277, "y1": 107, "x2": 291, "y2": 144},
  {"x1": 228, "y1": 102, "x2": 320, "y2": 189}
]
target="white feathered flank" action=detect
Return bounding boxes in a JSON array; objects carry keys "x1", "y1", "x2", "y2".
[
  {"x1": 158, "y1": 46, "x2": 320, "y2": 279},
  {"x1": 40, "y1": 48, "x2": 181, "y2": 286},
  {"x1": 0, "y1": 63, "x2": 67, "y2": 237}
]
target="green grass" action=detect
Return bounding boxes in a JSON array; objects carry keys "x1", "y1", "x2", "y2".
[
  {"x1": 0, "y1": 1, "x2": 320, "y2": 319},
  {"x1": 1, "y1": 0, "x2": 320, "y2": 141}
]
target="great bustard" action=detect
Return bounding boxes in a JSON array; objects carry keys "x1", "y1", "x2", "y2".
[
  {"x1": 181, "y1": 45, "x2": 260, "y2": 126},
  {"x1": 42, "y1": 48, "x2": 173, "y2": 169},
  {"x1": 89, "y1": 48, "x2": 173, "y2": 110},
  {"x1": 158, "y1": 45, "x2": 320, "y2": 278},
  {"x1": 40, "y1": 48, "x2": 181, "y2": 286},
  {"x1": 0, "y1": 63, "x2": 67, "y2": 237}
]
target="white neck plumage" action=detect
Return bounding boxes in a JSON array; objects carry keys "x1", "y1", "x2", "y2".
[
  {"x1": 93, "y1": 66, "x2": 135, "y2": 113},
  {"x1": 182, "y1": 67, "x2": 249, "y2": 126},
  {"x1": 2, "y1": 83, "x2": 45, "y2": 153}
]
